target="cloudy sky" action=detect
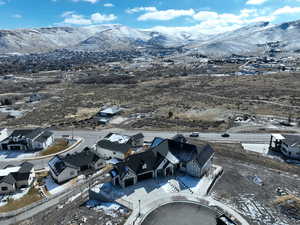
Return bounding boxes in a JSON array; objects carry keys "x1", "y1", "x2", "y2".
[{"x1": 0, "y1": 0, "x2": 300, "y2": 34}]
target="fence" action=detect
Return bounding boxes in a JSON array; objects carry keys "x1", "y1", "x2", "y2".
[{"x1": 0, "y1": 174, "x2": 96, "y2": 225}]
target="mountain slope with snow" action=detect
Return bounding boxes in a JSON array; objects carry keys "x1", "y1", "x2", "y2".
[{"x1": 0, "y1": 20, "x2": 300, "y2": 56}]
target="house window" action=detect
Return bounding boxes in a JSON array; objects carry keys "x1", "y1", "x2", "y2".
[
  {"x1": 70, "y1": 171, "x2": 75, "y2": 176},
  {"x1": 1, "y1": 187, "x2": 8, "y2": 191}
]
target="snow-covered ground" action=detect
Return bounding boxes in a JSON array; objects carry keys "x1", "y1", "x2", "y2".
[
  {"x1": 44, "y1": 176, "x2": 73, "y2": 195},
  {"x1": 86, "y1": 200, "x2": 128, "y2": 218},
  {"x1": 0, "y1": 187, "x2": 30, "y2": 207},
  {"x1": 0, "y1": 150, "x2": 37, "y2": 160}
]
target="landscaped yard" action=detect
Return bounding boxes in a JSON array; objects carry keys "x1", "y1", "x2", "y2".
[
  {"x1": 39, "y1": 139, "x2": 69, "y2": 156},
  {"x1": 0, "y1": 188, "x2": 43, "y2": 213}
]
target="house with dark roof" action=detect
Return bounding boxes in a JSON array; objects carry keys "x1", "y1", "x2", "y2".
[
  {"x1": 269, "y1": 134, "x2": 300, "y2": 159},
  {"x1": 0, "y1": 128, "x2": 53, "y2": 151},
  {"x1": 111, "y1": 136, "x2": 214, "y2": 188},
  {"x1": 48, "y1": 148, "x2": 105, "y2": 184},
  {"x1": 96, "y1": 133, "x2": 145, "y2": 160},
  {"x1": 0, "y1": 162, "x2": 35, "y2": 194}
]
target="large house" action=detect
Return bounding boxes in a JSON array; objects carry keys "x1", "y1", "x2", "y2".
[
  {"x1": 96, "y1": 133, "x2": 144, "y2": 160},
  {"x1": 0, "y1": 128, "x2": 53, "y2": 151},
  {"x1": 48, "y1": 148, "x2": 105, "y2": 184},
  {"x1": 269, "y1": 134, "x2": 300, "y2": 159},
  {"x1": 111, "y1": 137, "x2": 214, "y2": 188},
  {"x1": 0, "y1": 162, "x2": 35, "y2": 194}
]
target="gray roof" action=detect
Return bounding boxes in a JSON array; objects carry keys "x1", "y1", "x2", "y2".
[
  {"x1": 282, "y1": 135, "x2": 300, "y2": 148},
  {"x1": 98, "y1": 138, "x2": 131, "y2": 154},
  {"x1": 49, "y1": 148, "x2": 102, "y2": 176},
  {"x1": 195, "y1": 144, "x2": 215, "y2": 168},
  {"x1": 151, "y1": 138, "x2": 214, "y2": 166},
  {"x1": 131, "y1": 133, "x2": 144, "y2": 140},
  {"x1": 9, "y1": 128, "x2": 45, "y2": 139},
  {"x1": 0, "y1": 174, "x2": 16, "y2": 185},
  {"x1": 35, "y1": 130, "x2": 53, "y2": 143},
  {"x1": 19, "y1": 162, "x2": 34, "y2": 173}
]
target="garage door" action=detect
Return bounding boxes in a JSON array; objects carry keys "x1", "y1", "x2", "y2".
[
  {"x1": 124, "y1": 177, "x2": 135, "y2": 187},
  {"x1": 137, "y1": 172, "x2": 153, "y2": 181}
]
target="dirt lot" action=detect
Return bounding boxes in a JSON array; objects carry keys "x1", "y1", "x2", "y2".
[
  {"x1": 17, "y1": 198, "x2": 130, "y2": 225},
  {"x1": 1, "y1": 69, "x2": 300, "y2": 131},
  {"x1": 212, "y1": 156, "x2": 300, "y2": 225}
]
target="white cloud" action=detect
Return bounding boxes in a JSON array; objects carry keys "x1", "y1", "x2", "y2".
[
  {"x1": 126, "y1": 7, "x2": 157, "y2": 14},
  {"x1": 63, "y1": 14, "x2": 92, "y2": 25},
  {"x1": 104, "y1": 3, "x2": 114, "y2": 7},
  {"x1": 246, "y1": 0, "x2": 268, "y2": 5},
  {"x1": 91, "y1": 12, "x2": 117, "y2": 23},
  {"x1": 193, "y1": 11, "x2": 218, "y2": 21},
  {"x1": 12, "y1": 14, "x2": 22, "y2": 19},
  {"x1": 273, "y1": 6, "x2": 300, "y2": 15},
  {"x1": 60, "y1": 11, "x2": 117, "y2": 25},
  {"x1": 146, "y1": 7, "x2": 276, "y2": 35},
  {"x1": 138, "y1": 9, "x2": 195, "y2": 21},
  {"x1": 0, "y1": 0, "x2": 6, "y2": 6}
]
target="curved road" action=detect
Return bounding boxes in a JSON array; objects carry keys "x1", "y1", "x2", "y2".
[{"x1": 0, "y1": 128, "x2": 272, "y2": 169}]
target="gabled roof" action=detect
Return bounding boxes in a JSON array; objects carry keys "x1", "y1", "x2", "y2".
[
  {"x1": 151, "y1": 138, "x2": 214, "y2": 166},
  {"x1": 19, "y1": 162, "x2": 34, "y2": 173},
  {"x1": 0, "y1": 173, "x2": 16, "y2": 185},
  {"x1": 195, "y1": 144, "x2": 215, "y2": 168},
  {"x1": 49, "y1": 148, "x2": 102, "y2": 176},
  {"x1": 9, "y1": 128, "x2": 44, "y2": 140},
  {"x1": 100, "y1": 106, "x2": 122, "y2": 115},
  {"x1": 63, "y1": 148, "x2": 101, "y2": 168},
  {"x1": 35, "y1": 130, "x2": 53, "y2": 143},
  {"x1": 98, "y1": 133, "x2": 131, "y2": 154},
  {"x1": 114, "y1": 150, "x2": 162, "y2": 179},
  {"x1": 131, "y1": 133, "x2": 144, "y2": 140},
  {"x1": 282, "y1": 135, "x2": 300, "y2": 148}
]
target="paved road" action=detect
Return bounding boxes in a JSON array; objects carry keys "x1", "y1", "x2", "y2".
[{"x1": 0, "y1": 128, "x2": 272, "y2": 169}]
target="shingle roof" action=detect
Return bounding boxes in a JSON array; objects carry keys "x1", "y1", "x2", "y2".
[
  {"x1": 35, "y1": 130, "x2": 53, "y2": 143},
  {"x1": 10, "y1": 128, "x2": 44, "y2": 140},
  {"x1": 151, "y1": 138, "x2": 214, "y2": 166},
  {"x1": 19, "y1": 162, "x2": 34, "y2": 173},
  {"x1": 131, "y1": 133, "x2": 144, "y2": 140},
  {"x1": 196, "y1": 144, "x2": 215, "y2": 168},
  {"x1": 63, "y1": 148, "x2": 101, "y2": 168},
  {"x1": 282, "y1": 135, "x2": 300, "y2": 148},
  {"x1": 0, "y1": 174, "x2": 16, "y2": 185},
  {"x1": 114, "y1": 150, "x2": 162, "y2": 179},
  {"x1": 98, "y1": 138, "x2": 131, "y2": 154},
  {"x1": 49, "y1": 148, "x2": 102, "y2": 176}
]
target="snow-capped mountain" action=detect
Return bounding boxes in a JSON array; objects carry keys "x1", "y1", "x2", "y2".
[
  {"x1": 186, "y1": 20, "x2": 300, "y2": 56},
  {"x1": 0, "y1": 20, "x2": 300, "y2": 56}
]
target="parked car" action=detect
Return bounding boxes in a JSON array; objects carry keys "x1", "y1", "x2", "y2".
[
  {"x1": 190, "y1": 132, "x2": 199, "y2": 137},
  {"x1": 222, "y1": 133, "x2": 230, "y2": 138}
]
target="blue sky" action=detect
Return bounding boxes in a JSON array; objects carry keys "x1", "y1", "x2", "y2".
[{"x1": 0, "y1": 0, "x2": 300, "y2": 34}]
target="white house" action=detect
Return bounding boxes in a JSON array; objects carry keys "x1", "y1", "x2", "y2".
[
  {"x1": 269, "y1": 134, "x2": 300, "y2": 160},
  {"x1": 49, "y1": 148, "x2": 104, "y2": 184},
  {"x1": 0, "y1": 128, "x2": 53, "y2": 151},
  {"x1": 0, "y1": 162, "x2": 35, "y2": 194}
]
